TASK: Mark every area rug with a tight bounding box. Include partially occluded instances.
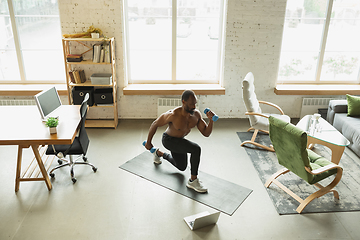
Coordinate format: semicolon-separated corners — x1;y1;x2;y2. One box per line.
237;131;360;215
120;151;253;216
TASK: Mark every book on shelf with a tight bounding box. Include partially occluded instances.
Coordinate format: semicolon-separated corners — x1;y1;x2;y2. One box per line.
79;70;86;83
69;71;76;83
92;44;111;63
93;44;102;63
104;44;111;63
67;54;82;58
100;48;105;63
74;70;81;83
69;70;86;84
67;54;83;62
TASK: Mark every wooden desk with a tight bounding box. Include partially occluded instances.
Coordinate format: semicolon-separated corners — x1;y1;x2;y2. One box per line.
0;105;81;191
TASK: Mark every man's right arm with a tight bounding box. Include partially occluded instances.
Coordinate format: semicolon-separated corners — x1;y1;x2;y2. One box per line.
145;112;172;150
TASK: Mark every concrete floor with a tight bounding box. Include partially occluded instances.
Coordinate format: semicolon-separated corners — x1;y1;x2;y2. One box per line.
0;118;360;240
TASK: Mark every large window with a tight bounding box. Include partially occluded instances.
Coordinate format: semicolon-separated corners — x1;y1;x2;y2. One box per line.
278;0;360;84
123;0;225;84
0;0;64;83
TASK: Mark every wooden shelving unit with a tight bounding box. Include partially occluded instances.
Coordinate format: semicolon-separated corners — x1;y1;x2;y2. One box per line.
62;37;118;129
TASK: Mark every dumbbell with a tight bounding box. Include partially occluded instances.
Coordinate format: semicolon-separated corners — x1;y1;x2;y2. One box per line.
142;140;157;153
204;108;219;122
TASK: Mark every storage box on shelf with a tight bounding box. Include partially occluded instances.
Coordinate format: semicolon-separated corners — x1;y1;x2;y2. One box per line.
62;37;118;129
91;73;112;85
94;88;113;105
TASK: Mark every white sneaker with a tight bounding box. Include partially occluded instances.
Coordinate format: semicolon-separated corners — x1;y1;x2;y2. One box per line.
186;178;208;193
153;149;162;164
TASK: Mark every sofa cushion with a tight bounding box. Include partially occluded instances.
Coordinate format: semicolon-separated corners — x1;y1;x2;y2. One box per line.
327;100;347;125
333;113;360;157
347;94;360;117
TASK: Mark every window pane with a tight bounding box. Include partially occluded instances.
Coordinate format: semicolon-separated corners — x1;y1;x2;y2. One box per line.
125;0;223;83
176;1;221;81
278;0;327;81
320;1;360;81
15;16;65;81
130;50;171;80
278;52;318;82
0;50;21;80
8;0;63;82
0;2;21;81
127;0;172;81
22;50;65;81
177;50;217;81
16;16;63;50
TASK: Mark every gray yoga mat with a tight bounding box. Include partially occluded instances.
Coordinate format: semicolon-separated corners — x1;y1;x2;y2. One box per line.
120;151;252;216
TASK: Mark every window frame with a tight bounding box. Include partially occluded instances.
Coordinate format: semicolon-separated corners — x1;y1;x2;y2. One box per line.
277;0;360;85
122;0;226;85
0;0;64;84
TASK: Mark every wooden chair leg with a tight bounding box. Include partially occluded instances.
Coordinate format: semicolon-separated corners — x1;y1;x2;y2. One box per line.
296;168;343;213
264;168;290;187
266;167;343;213
246;127;254;132
246;127;269;134
314;183;339;199
241;129;275;152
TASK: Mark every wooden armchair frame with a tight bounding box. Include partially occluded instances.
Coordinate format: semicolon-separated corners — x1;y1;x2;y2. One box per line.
265;160;343;213
241;101;285;152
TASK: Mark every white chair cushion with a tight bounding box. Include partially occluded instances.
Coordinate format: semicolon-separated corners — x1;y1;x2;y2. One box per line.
242;72;261;126
252;113;291;131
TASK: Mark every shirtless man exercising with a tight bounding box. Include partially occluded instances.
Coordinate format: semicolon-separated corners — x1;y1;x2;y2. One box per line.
144;90;216;193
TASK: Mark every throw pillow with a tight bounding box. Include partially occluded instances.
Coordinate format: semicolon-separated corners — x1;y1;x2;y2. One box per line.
346;94;360;117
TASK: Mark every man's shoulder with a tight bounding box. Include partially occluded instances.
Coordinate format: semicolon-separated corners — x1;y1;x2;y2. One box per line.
193;109;202;118
161;107;180;120
171;107;182;114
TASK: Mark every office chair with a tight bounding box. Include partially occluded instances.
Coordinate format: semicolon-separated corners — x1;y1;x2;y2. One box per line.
46;93;97;183
241;72;290;151
265;116;343;213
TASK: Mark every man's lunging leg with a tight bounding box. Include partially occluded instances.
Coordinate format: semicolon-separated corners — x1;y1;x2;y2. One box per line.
155;133;206;193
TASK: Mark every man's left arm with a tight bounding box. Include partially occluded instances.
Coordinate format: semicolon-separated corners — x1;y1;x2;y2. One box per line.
197;110;215;137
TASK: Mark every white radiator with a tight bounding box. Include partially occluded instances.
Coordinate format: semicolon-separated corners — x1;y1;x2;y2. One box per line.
0;99;36;106
157;98;200;117
157;98;182;117
300;97;344;118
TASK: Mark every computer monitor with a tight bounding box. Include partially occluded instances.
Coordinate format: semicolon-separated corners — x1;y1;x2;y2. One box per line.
34;87;62;120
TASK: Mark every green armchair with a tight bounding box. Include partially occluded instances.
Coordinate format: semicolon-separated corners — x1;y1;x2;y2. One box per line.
265;116;343;213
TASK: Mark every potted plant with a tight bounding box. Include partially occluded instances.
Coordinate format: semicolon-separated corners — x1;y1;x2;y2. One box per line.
45;117;59;134
88;25;102;38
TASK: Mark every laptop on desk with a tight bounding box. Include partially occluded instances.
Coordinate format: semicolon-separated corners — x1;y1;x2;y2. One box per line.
184;211;220;231
34;87;62;121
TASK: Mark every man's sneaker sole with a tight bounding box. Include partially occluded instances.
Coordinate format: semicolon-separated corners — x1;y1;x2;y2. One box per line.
154;159;162;164
186;183;208;193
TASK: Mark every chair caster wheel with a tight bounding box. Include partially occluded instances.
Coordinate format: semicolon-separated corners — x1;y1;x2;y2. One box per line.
50;173;55;178
58;159;63;165
72;178;77;183
93;167;97;172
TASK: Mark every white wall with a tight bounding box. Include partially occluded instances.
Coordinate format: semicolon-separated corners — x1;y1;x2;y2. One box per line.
57;0;303;119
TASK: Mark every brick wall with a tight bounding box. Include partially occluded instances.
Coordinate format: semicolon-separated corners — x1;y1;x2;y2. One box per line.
58;0;304;119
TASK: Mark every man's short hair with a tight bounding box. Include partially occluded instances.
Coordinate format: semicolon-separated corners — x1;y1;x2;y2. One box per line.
182;90;195;101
